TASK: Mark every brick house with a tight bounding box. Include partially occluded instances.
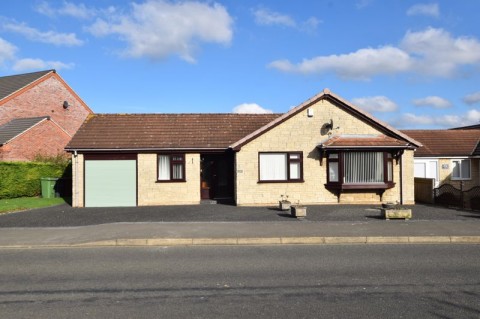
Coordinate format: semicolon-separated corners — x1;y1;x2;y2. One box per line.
401;129;480;189
66;89;421;207
0;70;93;161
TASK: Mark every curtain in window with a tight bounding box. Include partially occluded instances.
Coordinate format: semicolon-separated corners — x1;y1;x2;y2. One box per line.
289;162;300;179
158;155;170;180
259;154;287;180
172;163;183;180
344;152;383;183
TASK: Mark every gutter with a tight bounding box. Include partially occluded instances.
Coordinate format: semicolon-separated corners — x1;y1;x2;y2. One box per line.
65;147;229;152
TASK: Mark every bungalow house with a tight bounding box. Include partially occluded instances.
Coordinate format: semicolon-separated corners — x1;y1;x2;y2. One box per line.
0;70;93;161
66;89;421;207
401;129;480;190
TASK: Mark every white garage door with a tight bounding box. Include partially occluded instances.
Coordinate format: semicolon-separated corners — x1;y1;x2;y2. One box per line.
85;155;137;207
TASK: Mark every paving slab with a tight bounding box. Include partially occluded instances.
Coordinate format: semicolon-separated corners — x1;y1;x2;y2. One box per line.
0;220;479;248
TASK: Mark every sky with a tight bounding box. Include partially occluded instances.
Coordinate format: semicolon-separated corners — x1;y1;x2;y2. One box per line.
1;0;480;129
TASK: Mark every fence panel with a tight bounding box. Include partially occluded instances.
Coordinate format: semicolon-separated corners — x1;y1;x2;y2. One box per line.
414;177;435;204
433;184;463;208
464;186;480;211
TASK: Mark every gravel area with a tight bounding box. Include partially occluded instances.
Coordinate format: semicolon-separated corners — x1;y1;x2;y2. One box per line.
0;203;478;228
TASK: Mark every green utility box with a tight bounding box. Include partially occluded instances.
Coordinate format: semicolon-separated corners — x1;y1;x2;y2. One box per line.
40;177;59;198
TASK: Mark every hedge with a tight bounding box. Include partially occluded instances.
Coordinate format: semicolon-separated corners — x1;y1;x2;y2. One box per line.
0;161;71;199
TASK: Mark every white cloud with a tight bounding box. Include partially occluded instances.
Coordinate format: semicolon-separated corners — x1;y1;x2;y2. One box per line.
407;3;439;18
253;8;296;27
268;46;411;80
400;28;480;77
352;96;398;112
35;1;97;19
252;7;319;32
269;27;480;80
12;58;74;71
87;0;233;63
396;113;434;127
301;17;321;32
463;92;480;105
233;103;273;114
0;37;17;64
412;96;452;109
394;109;480;128
4;22;83;47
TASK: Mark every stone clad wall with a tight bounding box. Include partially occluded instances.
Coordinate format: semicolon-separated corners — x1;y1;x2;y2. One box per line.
438;158;480;190
235;98;413;206
73;153;201;207
137;153;200;206
71;153;84;208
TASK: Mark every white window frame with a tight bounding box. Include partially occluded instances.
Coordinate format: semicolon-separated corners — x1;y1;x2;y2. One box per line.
413;158;439;187
451;158;471;180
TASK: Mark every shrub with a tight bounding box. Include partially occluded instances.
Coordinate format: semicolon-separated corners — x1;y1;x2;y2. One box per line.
0;161;71;199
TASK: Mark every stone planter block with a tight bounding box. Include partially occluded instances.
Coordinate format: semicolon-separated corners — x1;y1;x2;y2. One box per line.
291;206;307;219
279;201;291;211
382;208;412;220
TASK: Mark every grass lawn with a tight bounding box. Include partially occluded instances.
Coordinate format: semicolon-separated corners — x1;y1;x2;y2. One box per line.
0;197;68;214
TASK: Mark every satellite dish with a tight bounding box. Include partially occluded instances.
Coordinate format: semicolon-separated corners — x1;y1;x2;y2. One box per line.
325;119;333;130
63;101;70;109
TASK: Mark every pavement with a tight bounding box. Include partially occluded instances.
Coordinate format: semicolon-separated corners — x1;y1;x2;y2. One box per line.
0;203;479;248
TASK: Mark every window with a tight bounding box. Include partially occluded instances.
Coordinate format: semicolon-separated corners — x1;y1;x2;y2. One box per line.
452;159;471;180
158;154;185;182
326;151;394;189
328;153;339;182
344;152;384;183
259;152;303;182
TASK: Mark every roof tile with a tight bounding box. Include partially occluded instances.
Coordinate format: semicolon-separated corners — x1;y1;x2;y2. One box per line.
401;130;480;157
66;113;281;150
0;116;49;145
0;70;53;101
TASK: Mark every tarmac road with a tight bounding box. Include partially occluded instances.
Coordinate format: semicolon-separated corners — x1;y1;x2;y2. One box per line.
1;245;479;318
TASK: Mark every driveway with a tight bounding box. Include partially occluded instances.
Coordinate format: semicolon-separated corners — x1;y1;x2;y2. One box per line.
0;203;479;228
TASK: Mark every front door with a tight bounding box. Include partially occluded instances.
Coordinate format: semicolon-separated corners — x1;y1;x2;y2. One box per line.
200;153;234;200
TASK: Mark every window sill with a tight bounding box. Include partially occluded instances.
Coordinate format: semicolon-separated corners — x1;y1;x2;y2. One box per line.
258;180;304;184
156;180;186;183
451;178;471;181
325;182;395;191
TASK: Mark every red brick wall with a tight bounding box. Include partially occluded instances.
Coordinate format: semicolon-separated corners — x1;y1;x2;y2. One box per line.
0;119;71;161
0;74;92;136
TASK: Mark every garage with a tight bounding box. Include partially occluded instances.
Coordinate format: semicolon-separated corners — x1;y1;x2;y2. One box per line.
84;154;137;207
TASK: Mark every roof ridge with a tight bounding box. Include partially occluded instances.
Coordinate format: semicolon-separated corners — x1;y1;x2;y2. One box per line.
0;69;54;80
91;113;282;116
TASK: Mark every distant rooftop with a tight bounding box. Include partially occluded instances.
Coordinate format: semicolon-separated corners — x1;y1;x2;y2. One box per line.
0;70;54;101
0;116;50;145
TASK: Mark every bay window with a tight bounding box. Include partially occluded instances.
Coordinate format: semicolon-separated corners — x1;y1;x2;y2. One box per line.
327;151;394;189
158;154;185;182
259;152;303;182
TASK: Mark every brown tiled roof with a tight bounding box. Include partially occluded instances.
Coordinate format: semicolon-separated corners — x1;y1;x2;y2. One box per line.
0;70;53;101
319;134;409;149
401;130;480;157
66;113;281;150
